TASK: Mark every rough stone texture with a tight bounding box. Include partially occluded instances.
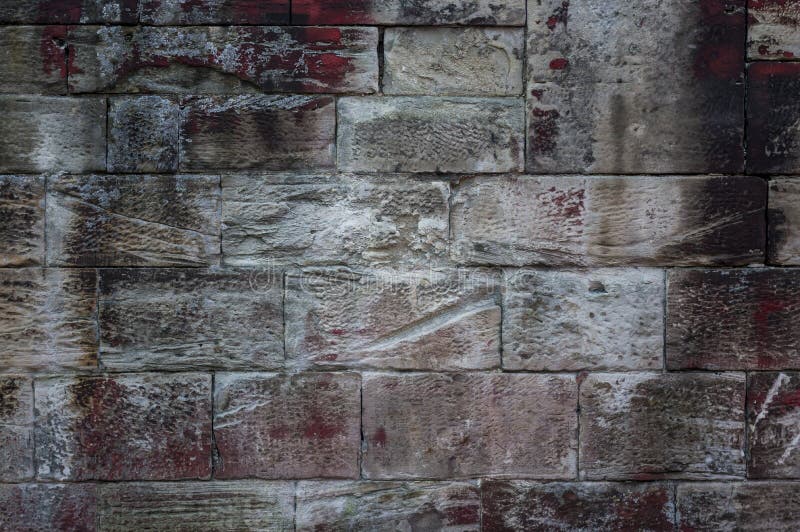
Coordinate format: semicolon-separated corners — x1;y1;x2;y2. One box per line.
748;63;800;174
214;372;361;479
0;26;68;94
667;269;800;370
503;269;663;371
296;481;481;531
285;268;501;371
748;372;800;478
451;175;766;267
139;0;289;24
0;96;106;173
292;0;525;25
0;176;44;267
0;268;97;371
748;0;800;59
383;28;523;96
69;25;378;93
527;0;746;174
580;373;746;480
362;373;577;479
99;269;283;371
770;178;800;265
97;481;294;530
0;483;97;531
0;376;33;481
46;174;220;267
0;0;137;23
181;95;335;171
35;373;212;481
337;97;524;173
108;96;180;173
482;480;676;531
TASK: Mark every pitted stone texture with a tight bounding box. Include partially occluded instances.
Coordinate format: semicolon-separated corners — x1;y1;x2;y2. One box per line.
0;269;97;372
580;373;746;480
0;26;68;93
296;481;480;531
139;0;289;24
503;269;663;371
97;481;294;530
451;175;765;267
99;269;283;371
527;0;745;174
748;0;800;59
108;96;180;173
69;26;377;94
0;483;97;531
285;268;500;371
35;373;212;481
747;63;800;174
292;0;525;25
337;97;524;173
46;174;220;267
770;178;800;265
482;481;676;531
748;372;800;478
383;28;523;96
667;269;800;370
214;372;360;479
362;373;577;479
0;0;137;23
0;96;106;173
0;176;44;267
181;95;335;171
0;377;33;481
221;174;449;267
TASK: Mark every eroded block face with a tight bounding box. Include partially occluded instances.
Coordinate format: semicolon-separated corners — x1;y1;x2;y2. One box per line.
292;0;525;25
0;484;97;531
770;178;800;265
108;96;180;173
0;0;137;23
139;0;289;24
748;63;800;174
748;372;800;478
748;0;800;59
0;376;33;481
0;176;44;267
0;26;68;94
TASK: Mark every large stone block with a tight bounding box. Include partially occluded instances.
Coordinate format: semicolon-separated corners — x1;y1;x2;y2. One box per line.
0;176;44;267
0;376;33;481
747;63;800;174
748;0;800;59
139;0;289;24
108;96;180;173
770;178;800;265
0;0;137;23
748;372;800;478
292;0;525;25
0;484;97;531
0;26;68;93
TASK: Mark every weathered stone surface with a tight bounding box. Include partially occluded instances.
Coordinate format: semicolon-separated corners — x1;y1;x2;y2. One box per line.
0;376;33;481
482;480;676;531
296;481;480;531
748;63;800;174
0;483;97;531
527;0;746;173
383;28;523;96
214;372;360;479
69;26;378;94
0;268;97;371
667;269;800;370
97;481;294;530
451;175;765;266
286;268;500;371
362;373;577;479
46;174;220;267
99;269;283;371
140;0;289;24
748;372;800;478
748;0;800;59
0;176;44;267
337;97;524;173
580;373;746;480
292;0;525;25
108;96;180;173
503;269;663;371
181;95;335;171
770;178;800;265
0;26;68;93
35;373;212;481
221;174;449;267
0;96;106;173
0;0;137;23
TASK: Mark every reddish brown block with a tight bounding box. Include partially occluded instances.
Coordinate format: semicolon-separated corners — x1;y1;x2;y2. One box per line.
748;0;800;59
748;63;800;174
0;26;68;94
0;0;137;23
140;0;289;24
0;176;44;267
748;372;800;478
292;0;525;25
0;376;33;481
0;484;97;531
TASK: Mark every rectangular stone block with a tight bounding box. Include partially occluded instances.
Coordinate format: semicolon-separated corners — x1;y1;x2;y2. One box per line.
337;97;524;173
69;26;377;94
296;481;480;531
667;269;800;370
747;63;800;174
580;373;746;480
527;0;746;173
748;372;800;478
481;481;676;531
181;95;335;171
0;96;106;173
451;175;765;266
0;26;68;94
214;372;360;479
292;0;525;25
770;178;800;265
286;268;500;371
0;176;44;267
0;484;97;531
35;373;212;481
383;28;523;96
0;269;97;371
362;373;577;479
0;377;33;481
140;0;289;24
99;269;283;371
108;96;180;173
503;269;663;371
748;0;800;59
46;174;220;267
0;0;137;23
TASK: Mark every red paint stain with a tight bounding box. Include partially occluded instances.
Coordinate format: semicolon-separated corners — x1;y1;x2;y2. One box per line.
549;58;569;70
372;426;387;447
693;0;745;81
546;1;570;29
36;0;82;23
292;0;374;24
268;424;291;439
39;26;68;78
302;415;342;439
445;505;479;526
529;106;561;157
331;328;346;336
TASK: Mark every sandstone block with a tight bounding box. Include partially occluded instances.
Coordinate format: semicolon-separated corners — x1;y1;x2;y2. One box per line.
0;377;33;481
747;63;800;174
0;0;137;23
0;176;44;267
292;0;525;25
108;96;180;173
0;483;97;531
0;26;68;93
770;178;800;265
748;372;800;478
139;0;289;24
748;0;800;59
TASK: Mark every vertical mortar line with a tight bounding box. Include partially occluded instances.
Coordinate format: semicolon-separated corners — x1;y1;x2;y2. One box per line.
744;370;750;479
575;373;582;481
522;2;529;172
377;27;385;95
293;480;298;532
672;481;679;530
662;268;668;372
743;0;749;175
333;96;339;175
95;268;101;370
217;174;223;264
210;372;217;478
498;268;505;370
105;96;110;172
763;176;770;265
359;372;364;479
43;174;48;267
282;271;288;362
31;378;37;481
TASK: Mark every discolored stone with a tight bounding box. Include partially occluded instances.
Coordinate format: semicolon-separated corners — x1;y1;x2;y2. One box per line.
0;26;68;94
748;372;800;478
296;481;480;531
108;96;180;173
0;176;44;267
214;372;360;479
35;373;212;481
337;97;524;173
139;0;289;24
99;269;283;371
285;268;501;371
46;174;220;267
747;63;800;174
383;28;523;96
748;0;800;59
362;373;577;479
769;178;800;265
0;483;97;531
451;175;765;266
0;376;33;481
0;0;137;23
292;0;525;25
580;373;746;480
503;269;663;371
